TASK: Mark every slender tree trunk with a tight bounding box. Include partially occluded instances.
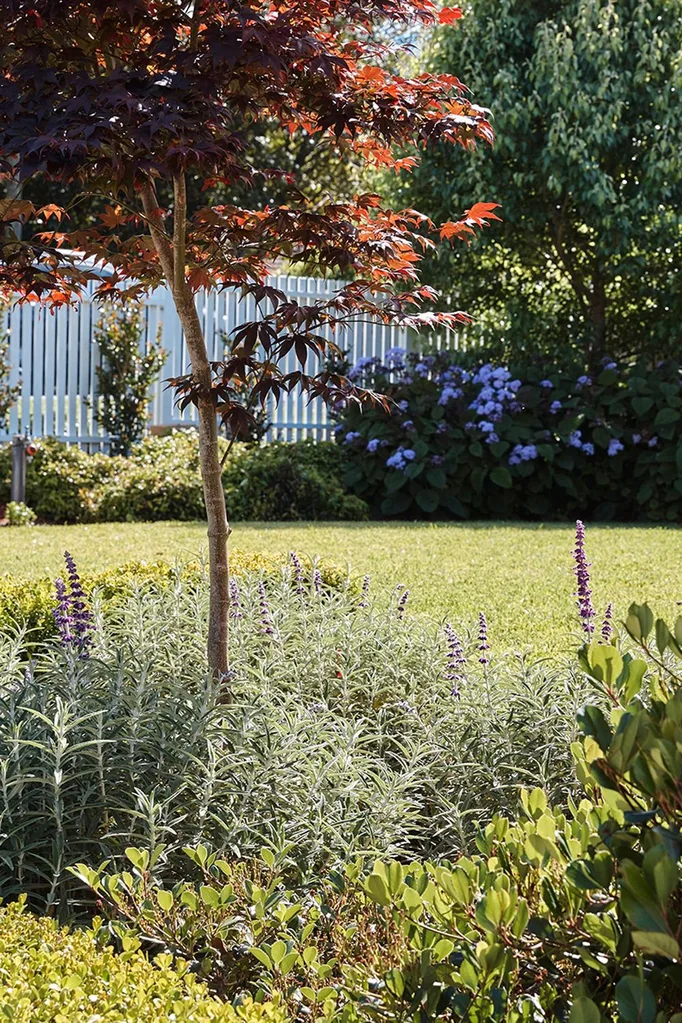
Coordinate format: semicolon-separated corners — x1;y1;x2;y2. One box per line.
140;178;230;685
589;270;607;365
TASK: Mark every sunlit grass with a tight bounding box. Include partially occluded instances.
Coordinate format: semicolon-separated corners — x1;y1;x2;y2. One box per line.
2;519;680;655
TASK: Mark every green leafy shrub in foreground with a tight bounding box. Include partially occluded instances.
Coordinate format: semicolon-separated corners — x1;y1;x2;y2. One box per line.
0;897;284;1022
0;433;366;523
72;607;682;1021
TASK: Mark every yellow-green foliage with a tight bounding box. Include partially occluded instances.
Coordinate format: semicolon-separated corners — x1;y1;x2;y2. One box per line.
0;551;348;642
0;898;286;1022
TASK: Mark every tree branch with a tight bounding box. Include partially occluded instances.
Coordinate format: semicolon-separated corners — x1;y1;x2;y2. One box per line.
139;179;175;286
173;173;187;295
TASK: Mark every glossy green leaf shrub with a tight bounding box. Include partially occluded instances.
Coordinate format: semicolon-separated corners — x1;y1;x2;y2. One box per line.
0;896;285;1022
339;350;682;520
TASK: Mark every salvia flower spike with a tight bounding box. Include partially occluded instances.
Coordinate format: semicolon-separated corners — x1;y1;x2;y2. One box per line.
444;623;466;698
574;520;596;636
478;612;490;665
601;601;614;643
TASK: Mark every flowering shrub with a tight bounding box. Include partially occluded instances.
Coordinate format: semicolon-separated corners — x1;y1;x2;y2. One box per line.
338;349;682;520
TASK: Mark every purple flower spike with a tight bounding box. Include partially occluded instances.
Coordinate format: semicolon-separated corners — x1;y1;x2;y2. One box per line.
478;612;490;665
396;588;410;620
444;623;466;698
359;575;371;609
289;551;305;596
313;568;323;594
258;581;275;637
601;602;614;643
56;552;94;657
229;578;242;619
574;521;596;637
53;577;73;647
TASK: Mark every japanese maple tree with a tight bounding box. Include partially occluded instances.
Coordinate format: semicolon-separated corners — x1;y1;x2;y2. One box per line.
0;0;495;681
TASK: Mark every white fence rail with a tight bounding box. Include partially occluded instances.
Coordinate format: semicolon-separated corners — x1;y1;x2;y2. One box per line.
2;276;413;449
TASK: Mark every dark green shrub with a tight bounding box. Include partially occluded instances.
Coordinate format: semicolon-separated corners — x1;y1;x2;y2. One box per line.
0;433;365;523
0;897;284;1022
338;349;682;521
19;437;120;523
223;440;368;521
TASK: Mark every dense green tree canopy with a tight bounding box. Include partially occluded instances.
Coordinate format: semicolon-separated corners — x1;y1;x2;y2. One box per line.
394;0;682;365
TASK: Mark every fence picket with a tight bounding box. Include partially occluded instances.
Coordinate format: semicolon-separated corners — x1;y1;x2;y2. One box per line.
1;276;421;448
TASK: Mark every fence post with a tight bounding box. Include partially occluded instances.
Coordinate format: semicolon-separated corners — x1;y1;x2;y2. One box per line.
10;433;27;504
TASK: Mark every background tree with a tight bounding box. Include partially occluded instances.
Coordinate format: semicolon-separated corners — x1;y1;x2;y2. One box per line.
93;306;165;456
0;0;494;680
391;0;682;365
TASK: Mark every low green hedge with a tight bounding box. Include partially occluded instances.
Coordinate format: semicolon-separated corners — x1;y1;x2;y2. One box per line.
0;434;366;523
0;897;286;1022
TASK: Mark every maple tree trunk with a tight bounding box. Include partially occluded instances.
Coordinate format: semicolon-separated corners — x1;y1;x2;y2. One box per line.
174;288;231;683
140;180;230;688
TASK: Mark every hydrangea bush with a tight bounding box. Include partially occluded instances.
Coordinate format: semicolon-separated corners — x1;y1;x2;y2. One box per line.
337;349;682;520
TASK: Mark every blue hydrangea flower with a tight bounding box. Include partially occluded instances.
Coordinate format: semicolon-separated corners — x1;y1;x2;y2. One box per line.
347;355;379;381
436;421;449;435
540;379;553;389
430;454;445;466
576;375;592;389
479;421;495;434
568;430;583;449
398;399;409;412
603;361;617;371
648;436;658;448
607;438;624;457
438;385;462;406
508;443;538;466
632;433;642;445
485;432;500;444
366;438;381;453
581;442;595;456
386;447;416;471
549;400;563;414
344;431;361;444
402;420;416;432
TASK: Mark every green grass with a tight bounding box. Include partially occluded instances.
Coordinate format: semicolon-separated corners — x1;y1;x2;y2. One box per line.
2;520;680;655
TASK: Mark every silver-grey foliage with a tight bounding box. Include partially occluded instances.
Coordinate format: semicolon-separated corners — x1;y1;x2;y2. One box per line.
0;565;590;914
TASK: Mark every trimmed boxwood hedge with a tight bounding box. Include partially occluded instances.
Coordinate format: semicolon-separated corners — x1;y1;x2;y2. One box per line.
0;896;286;1022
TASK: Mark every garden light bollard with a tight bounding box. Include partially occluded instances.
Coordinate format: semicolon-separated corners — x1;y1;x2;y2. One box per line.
10;432;37;505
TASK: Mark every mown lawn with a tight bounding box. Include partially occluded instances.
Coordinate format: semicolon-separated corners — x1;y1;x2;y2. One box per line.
2;520;680;655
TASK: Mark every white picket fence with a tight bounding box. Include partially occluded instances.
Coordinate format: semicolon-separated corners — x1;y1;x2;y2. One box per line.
1;275;421;449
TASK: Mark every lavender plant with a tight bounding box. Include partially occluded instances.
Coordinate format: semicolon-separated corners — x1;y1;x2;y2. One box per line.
0;560;588;914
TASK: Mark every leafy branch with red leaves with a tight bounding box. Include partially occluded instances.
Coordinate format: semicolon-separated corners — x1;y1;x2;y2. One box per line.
0;0;497;680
